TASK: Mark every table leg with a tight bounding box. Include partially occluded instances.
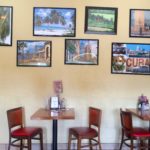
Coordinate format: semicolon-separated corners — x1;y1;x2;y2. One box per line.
52;120;57;150
148;121;150;150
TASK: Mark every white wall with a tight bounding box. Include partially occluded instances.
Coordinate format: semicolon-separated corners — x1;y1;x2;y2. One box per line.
0;0;150;144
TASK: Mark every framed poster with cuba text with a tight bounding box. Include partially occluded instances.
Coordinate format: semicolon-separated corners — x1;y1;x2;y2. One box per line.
111;43;150;75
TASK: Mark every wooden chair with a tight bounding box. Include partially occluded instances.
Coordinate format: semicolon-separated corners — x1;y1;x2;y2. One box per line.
119;108;150;150
7;107;43;150
68;107;102;150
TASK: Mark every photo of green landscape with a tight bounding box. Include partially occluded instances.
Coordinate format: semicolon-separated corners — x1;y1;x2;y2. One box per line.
85;7;117;34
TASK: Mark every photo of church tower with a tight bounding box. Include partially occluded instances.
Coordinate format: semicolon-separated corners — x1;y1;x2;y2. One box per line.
130;9;150;37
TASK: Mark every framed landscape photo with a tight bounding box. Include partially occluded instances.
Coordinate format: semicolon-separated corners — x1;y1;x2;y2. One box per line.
84;6;118;35
0;6;13;46
111;43;150;75
17;40;52;67
130;9;150;38
33;7;76;37
65;39;99;65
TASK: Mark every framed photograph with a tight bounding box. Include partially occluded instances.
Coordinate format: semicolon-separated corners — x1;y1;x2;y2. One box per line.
65;39;99;65
85;6;118;35
0;6;13;46
17;40;52;67
33;7;76;37
129;9;150;38
111;43;150;75
49;96;59;110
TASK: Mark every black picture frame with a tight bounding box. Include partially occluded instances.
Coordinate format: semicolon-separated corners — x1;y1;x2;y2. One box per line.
84;6;118;35
0;6;13;46
33;7;76;37
65;39;99;65
17;40;52;67
111;42;150;75
129;9;150;38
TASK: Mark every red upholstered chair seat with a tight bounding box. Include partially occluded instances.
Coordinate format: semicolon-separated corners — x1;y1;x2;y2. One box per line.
125;127;149;138
11;127;42;137
69;127;98;138
132;129;150;137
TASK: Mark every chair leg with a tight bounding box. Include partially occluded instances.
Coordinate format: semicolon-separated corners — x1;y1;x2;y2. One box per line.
39;132;43;150
28;137;32;150
98;136;102;150
8;137;11;150
89;139;93;150
140;139;147;150
119;130;124;150
148;139;150;149
98;141;102;150
77;138;81;150
68;132;72;150
139;139;143;150
131;138;134;150
20;139;23;150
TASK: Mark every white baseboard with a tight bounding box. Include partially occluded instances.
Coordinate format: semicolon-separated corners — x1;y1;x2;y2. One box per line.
0;143;129;150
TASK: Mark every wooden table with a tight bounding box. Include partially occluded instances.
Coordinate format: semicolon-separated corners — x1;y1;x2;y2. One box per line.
31;108;75;150
127;108;150;150
126;108;150;121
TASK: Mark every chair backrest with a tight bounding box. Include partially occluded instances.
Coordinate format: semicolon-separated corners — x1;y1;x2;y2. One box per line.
7;107;24;132
120;109;133;134
89;107;102;130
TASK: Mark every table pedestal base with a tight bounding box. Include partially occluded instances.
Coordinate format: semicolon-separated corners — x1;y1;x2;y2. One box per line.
52;120;57;150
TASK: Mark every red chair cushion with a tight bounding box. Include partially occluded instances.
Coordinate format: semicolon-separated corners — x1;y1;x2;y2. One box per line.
11;127;42;137
132;128;150;138
70;127;98;139
126;127;150;138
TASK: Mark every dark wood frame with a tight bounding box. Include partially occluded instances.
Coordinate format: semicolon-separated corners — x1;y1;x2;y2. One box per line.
33;7;76;37
65;39;99;65
17;40;52;67
0;6;13;46
84;6;118;35
111;42;150;75
129;9;150;38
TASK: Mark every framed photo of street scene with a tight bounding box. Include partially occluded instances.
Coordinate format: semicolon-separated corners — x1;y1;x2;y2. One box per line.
0;6;13;46
17;40;52;67
65;39;99;65
84;6;118;35
130;9;150;38
111;43;150;75
33;7;76;37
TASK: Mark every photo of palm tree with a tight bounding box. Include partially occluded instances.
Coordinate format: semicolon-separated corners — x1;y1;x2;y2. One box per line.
0;6;12;46
33;7;76;37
